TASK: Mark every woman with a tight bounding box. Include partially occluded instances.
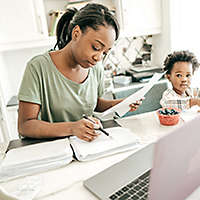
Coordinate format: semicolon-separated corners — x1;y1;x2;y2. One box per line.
18;3;142;141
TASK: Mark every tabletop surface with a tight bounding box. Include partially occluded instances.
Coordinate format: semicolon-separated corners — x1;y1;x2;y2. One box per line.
1;110;200;200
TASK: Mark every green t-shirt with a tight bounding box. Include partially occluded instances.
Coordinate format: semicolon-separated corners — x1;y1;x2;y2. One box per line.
18;52;105;122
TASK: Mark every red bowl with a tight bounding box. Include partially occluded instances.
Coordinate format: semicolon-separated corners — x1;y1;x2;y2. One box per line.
157;108;180;126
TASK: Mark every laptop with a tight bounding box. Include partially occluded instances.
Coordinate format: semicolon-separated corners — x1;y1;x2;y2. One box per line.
84;115;200;200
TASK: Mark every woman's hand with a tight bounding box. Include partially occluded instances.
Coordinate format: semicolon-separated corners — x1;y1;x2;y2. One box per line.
129;98;144;112
71;117;101;142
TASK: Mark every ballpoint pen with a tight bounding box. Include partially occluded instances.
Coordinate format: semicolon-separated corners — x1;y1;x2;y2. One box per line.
83;115;110;137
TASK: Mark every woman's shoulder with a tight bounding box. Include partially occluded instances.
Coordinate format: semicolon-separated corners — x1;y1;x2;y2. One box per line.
28;52;50;66
25;52;53;75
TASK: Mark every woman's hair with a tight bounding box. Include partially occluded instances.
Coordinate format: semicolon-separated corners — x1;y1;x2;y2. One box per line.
54;3;120;50
164;50;199;74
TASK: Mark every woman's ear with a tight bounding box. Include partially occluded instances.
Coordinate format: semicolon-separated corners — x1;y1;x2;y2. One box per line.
71;25;81;41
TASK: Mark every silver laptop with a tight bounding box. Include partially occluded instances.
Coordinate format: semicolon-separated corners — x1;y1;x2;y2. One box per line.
84;115;200;200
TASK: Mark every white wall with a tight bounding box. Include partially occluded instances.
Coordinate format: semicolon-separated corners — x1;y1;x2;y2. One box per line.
1;46;52;104
152;0;200;87
152;0;171;67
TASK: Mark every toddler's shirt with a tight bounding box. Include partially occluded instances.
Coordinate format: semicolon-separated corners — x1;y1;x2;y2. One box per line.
160;88;194;111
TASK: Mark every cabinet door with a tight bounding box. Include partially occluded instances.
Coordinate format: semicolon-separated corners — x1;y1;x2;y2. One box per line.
116;0;161;37
0;0;48;44
0;85;12;144
7;106;19;140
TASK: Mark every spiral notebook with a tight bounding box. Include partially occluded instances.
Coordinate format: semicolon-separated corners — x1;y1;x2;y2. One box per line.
0;127;140;182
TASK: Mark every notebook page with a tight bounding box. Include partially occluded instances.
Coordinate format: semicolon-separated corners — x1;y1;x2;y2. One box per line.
69;127;140;161
1;138;73;167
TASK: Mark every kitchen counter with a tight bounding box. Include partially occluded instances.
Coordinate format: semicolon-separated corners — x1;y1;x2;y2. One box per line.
112;77;167;93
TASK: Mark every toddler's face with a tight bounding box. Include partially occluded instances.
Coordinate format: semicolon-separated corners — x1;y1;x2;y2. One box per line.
167;62;193;95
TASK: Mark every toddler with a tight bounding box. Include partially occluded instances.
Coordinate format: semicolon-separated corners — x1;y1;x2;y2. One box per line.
160;50;200;111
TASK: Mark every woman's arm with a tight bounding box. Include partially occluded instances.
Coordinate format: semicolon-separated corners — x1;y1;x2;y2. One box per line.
18;101;98;141
95;98;123;112
95;98;142;112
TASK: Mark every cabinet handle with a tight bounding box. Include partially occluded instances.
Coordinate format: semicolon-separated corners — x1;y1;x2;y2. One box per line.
37;15;43;34
0;107;3;121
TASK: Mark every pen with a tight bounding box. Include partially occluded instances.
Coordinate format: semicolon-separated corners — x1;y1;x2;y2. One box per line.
83;115;110;137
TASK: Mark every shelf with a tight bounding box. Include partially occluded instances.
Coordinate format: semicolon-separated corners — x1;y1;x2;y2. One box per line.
0;36;57;52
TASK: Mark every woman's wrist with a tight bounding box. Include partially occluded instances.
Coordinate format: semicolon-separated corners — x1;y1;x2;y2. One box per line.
112;99;123;107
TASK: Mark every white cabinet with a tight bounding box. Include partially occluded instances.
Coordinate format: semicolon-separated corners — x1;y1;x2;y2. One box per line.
0;0;54;52
114;0;162;37
7;106;19;140
0;83;12;143
0;0;114;51
0;0;70;51
0;0;48;44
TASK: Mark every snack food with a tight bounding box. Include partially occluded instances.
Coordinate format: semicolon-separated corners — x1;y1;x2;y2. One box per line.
157;108;180;126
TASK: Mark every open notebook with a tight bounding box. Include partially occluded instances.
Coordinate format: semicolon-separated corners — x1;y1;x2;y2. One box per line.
70;127;140;161
0;127;140;182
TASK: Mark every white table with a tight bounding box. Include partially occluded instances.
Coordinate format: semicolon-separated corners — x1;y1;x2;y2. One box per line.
1;111;200;200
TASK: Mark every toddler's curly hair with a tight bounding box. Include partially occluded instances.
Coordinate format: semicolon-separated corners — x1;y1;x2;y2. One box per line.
164;50;199;74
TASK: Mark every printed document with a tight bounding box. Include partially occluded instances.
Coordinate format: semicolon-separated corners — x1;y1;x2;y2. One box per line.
102;72;166;117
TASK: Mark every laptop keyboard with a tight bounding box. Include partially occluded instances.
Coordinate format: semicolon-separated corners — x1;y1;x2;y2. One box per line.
109;170;151;200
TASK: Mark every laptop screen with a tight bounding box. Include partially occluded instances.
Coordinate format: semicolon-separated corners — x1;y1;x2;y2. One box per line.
148;114;200;200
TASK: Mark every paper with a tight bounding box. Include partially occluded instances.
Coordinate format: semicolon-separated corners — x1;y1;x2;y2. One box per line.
0;138;73;182
102;72;166;117
0;186;19;200
180;106;200;122
0;177;42;200
1;139;72;167
13;177;42;200
69;127;141;161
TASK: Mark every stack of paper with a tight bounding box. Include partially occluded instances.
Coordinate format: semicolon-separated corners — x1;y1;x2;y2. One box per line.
0;138;73;182
69;127;141;161
0;127;141;181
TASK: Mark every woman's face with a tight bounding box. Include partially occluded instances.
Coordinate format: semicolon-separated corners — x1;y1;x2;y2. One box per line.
167;62;193;95
70;25;116;68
